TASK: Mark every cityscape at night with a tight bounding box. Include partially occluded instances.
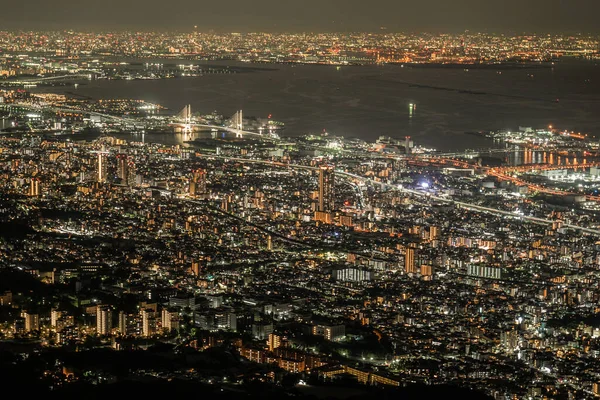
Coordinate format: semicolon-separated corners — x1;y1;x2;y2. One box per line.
0;31;599;66
2;1;600;399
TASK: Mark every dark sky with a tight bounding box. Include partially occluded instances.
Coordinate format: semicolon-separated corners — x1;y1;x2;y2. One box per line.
3;0;599;32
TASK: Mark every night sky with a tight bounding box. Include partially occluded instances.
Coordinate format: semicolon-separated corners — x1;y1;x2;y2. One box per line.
4;0;599;32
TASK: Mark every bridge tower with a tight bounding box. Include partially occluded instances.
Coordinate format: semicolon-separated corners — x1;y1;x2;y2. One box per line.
177;104;192;134
230;110;243;138
177;104;192;124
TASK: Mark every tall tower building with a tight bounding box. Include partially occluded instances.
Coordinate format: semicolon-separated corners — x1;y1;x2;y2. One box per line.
141;309;157;337
117;155;136;187
50;309;62;328
96;305;112;335
161;308;180;333
189;169;207;197
429;226;439;241
127;162;136;187
118;311;127;335
116;154;128;184
405;248;416;274
318;166;335;212
22;311;39;332
97;152;108;183
29;177;40;196
268;333;282;352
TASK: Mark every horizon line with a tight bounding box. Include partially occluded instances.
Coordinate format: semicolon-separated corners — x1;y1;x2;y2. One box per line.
0;29;599;36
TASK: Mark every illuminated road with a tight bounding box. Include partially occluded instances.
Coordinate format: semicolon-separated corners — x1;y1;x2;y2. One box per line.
2;74;93;85
191;123;279;140
168;122;280;141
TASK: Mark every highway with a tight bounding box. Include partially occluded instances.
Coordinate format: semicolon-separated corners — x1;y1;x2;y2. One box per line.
2;74;94;85
173;123;281;141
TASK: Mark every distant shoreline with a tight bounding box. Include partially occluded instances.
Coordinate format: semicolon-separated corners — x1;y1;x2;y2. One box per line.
388;62;555;70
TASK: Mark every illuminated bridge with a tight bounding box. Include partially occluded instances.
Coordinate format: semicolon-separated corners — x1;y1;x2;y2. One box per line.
1;73;95;86
170;106;279;141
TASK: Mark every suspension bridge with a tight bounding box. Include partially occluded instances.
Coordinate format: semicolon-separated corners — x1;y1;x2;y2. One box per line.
171;105;277;140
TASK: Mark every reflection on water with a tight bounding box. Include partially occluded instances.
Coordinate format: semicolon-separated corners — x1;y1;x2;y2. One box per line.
31;59;600;152
69;130;241;147
480;145;597;167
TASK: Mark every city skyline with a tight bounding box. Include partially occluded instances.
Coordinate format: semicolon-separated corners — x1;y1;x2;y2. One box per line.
4;0;600;33
2;2;600;398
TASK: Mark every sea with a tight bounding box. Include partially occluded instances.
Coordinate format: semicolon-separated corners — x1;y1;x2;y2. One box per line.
31;58;600;153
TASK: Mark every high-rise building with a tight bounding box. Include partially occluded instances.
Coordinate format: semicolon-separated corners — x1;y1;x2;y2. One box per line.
161;308;180;333
429;226;439;241
29;177;40;196
266;235;273;251
191;261;201;276
22;311;39;332
127;163;136;187
141;309;157;337
118;311;127;335
420;265;433;280
50;309;62;328
97;152;108;183
189;169;207;197
116;154;135;186
96;305;112;335
268;333;282;352
116;154;128;183
405;248;416;274
318;166;335;212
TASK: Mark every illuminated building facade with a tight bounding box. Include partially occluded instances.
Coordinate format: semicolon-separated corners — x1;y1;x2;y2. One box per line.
318;165;335;212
